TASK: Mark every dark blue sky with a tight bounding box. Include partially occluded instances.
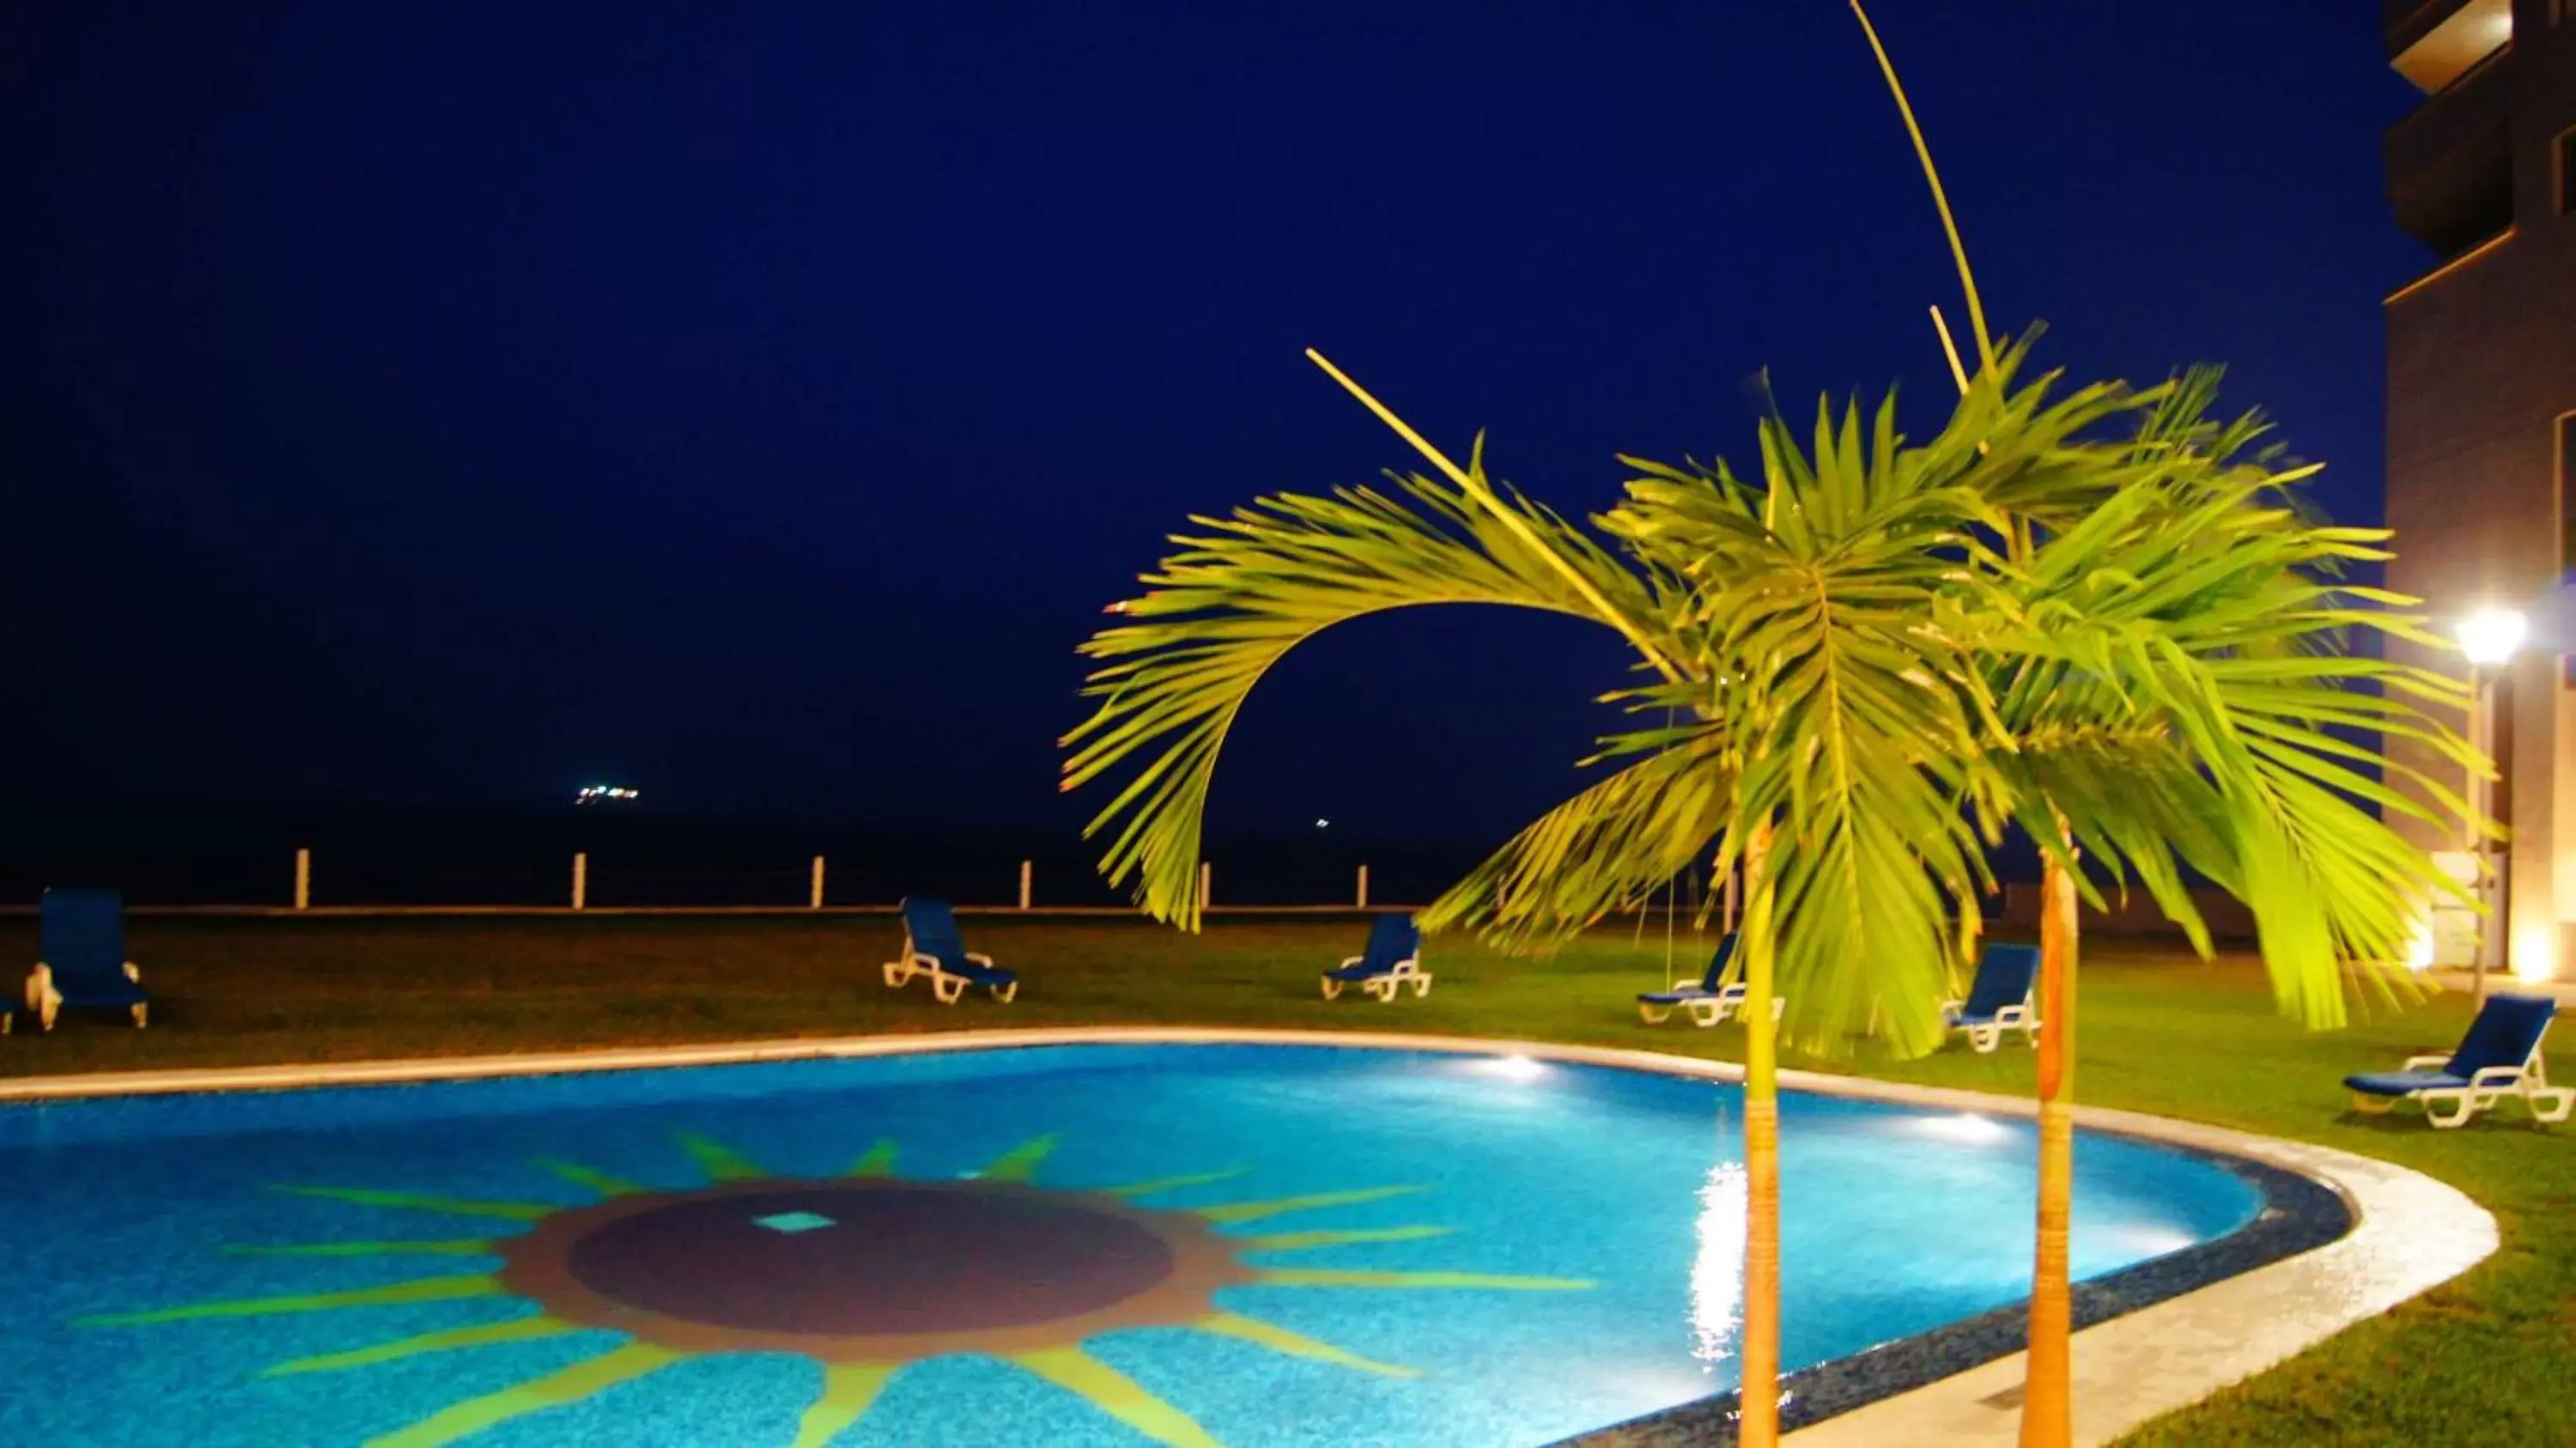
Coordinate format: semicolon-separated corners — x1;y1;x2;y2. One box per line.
2;3;2432;847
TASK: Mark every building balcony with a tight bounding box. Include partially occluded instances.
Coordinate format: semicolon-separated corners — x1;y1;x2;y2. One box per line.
2385;0;2514;92
2385;50;2515;255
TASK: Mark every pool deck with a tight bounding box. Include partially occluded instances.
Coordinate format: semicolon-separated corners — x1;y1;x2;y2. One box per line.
0;1026;2497;1448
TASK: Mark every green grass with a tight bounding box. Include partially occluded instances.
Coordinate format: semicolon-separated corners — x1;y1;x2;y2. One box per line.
3;913;2567;1445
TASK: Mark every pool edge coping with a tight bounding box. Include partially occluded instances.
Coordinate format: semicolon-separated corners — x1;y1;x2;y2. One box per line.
0;1026;2498;1447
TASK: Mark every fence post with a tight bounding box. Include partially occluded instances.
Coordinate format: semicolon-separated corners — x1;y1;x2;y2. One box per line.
1198;861;1212;914
811;855;826;910
572;853;588;911
1356;863;1369;910
1019;860;1033;910
294;849;311;910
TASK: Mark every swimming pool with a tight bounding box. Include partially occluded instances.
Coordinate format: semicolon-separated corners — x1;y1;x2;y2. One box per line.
0;1043;2273;1446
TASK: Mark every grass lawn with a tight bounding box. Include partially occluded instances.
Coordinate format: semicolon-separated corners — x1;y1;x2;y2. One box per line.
3;913;2567;1445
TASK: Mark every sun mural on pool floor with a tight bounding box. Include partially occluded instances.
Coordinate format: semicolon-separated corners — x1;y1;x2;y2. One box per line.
80;1130;1592;1446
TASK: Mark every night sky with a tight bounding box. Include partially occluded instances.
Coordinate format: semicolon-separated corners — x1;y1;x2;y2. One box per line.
3;3;2432;849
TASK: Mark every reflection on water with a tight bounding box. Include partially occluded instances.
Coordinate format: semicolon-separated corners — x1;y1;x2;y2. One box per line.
1691;1159;1748;1365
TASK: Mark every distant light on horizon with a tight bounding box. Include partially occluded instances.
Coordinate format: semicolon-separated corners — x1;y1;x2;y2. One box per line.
577;785;641;805
1315;817;1330;829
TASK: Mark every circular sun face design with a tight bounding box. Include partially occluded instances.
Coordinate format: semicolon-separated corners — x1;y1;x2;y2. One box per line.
500;1178;1257;1360
80;1129;1592;1448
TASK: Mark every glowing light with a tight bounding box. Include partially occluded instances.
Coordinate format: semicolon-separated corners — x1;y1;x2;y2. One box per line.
2094;1223;2196;1260
1315;818;1331;829
2511;922;2557;983
2454;609;2527;666
575;785;641;805
2403;916;2437;971
1904;1112;2012;1147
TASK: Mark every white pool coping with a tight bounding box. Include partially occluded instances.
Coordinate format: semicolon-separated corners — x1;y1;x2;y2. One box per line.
0;1027;2497;1447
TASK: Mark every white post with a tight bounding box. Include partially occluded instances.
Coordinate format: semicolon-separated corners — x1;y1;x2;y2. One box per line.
294;848;311;910
1356;863;1370;910
572;852;588;911
1018;860;1033;910
1198;861;1212;914
2465;665;2493;997
811;855;826;910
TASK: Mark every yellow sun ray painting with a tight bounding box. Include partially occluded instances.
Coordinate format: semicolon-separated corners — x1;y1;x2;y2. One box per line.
82;1129;1592;1447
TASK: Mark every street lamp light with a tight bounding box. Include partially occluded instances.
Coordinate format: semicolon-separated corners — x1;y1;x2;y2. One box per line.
2453;608;2526;999
2456;608;2527;668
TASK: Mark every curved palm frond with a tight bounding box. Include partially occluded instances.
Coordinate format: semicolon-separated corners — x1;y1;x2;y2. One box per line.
1419;718;1735;948
1061;459;1680;928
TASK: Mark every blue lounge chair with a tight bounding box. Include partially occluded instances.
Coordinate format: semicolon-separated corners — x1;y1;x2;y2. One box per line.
29;888;151;1031
1637;934;1786;1027
882;898;1018;1004
2346;993;2573;1129
1321;914;1431;1001
1942;942;2039;1053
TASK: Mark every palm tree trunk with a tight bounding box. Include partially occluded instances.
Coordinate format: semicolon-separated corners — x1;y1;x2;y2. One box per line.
2020;850;2080;1448
1738;822;1782;1447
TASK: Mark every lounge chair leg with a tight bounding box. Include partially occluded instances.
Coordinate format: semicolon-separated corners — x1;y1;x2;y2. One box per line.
1321;978;1341;1001
993;982;1018;1004
2530;1088;2574;1124
132;1003;148;1029
2349;1092;2397;1116
1413;976;1431;999
1639;1003;1668;1025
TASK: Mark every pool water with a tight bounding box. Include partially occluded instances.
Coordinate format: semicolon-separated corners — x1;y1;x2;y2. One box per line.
0;1045;2260;1446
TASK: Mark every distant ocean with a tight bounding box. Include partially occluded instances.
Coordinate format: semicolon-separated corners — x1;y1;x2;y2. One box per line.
0;798;1518;911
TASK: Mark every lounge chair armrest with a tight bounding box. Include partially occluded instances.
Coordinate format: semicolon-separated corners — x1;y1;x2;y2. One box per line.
2468;1065;2530;1091
125;961;143;983
2401;1054;2454;1072
1339;956;1364;970
1938;997;1964;1014
966;952;995;968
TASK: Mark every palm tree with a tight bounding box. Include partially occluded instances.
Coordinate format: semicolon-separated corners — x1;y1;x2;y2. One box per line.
1063;14;2483;1448
1060;345;2173;1443
1838;7;2486;1435
1954;365;2482;1445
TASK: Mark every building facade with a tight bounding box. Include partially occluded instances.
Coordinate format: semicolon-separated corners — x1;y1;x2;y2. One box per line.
2382;0;2576;978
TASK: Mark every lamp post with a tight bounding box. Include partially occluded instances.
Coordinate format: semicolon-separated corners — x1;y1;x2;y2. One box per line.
2454;608;2526;1001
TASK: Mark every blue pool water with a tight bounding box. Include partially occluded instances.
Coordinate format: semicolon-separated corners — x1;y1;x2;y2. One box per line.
0;1045;2261;1446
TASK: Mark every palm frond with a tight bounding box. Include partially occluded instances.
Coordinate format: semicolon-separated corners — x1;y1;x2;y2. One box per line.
1420;722;1734;948
1983;371;2482;1026
1062;465;1676;927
